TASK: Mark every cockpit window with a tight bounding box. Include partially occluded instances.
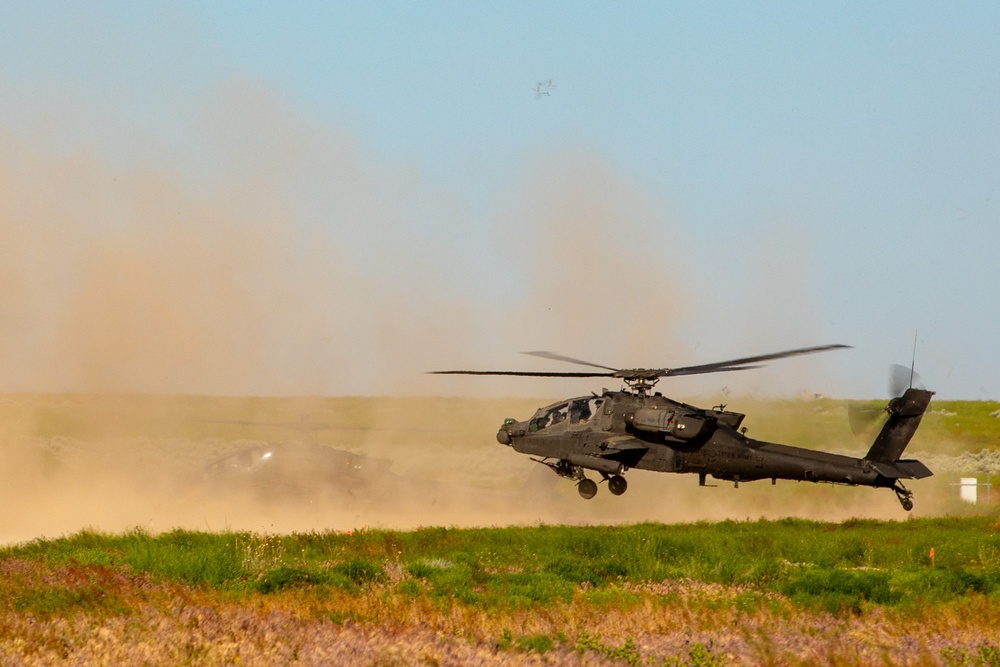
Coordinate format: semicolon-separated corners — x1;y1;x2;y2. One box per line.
569;398;596;424
569;398;601;424
550;404;568;425
529;399;603;431
529;414;548;431
530;403;567;431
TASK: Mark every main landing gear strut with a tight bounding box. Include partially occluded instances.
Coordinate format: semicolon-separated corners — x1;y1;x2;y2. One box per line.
530;457;629;500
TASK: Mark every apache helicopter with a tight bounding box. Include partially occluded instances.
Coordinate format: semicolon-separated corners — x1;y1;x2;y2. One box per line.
433;345;933;511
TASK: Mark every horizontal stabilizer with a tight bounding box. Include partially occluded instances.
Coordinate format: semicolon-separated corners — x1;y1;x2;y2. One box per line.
870;459;933;480
894;459;933;479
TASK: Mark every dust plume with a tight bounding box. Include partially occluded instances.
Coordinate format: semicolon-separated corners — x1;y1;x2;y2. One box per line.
1;81;492;396
0;393;948;546
723;218;842;397
0;81;885;544
496;152;690;365
1;78;827;397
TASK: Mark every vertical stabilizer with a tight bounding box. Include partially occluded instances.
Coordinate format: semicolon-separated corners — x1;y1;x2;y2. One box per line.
865;388;934;463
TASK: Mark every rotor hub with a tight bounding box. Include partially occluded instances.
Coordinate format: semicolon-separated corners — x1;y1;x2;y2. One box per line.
621;375;660;397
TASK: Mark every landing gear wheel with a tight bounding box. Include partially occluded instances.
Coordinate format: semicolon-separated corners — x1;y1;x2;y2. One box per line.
577;478;598;499
607;475;628;496
893;483;914;511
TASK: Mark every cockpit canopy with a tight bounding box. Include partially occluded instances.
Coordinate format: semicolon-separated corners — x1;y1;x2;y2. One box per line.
529;396;603;432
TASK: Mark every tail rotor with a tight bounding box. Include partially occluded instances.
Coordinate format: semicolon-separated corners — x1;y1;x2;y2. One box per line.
849;363;925;439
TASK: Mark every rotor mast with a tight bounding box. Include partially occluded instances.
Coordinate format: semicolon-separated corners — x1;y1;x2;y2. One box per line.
617;370;662;397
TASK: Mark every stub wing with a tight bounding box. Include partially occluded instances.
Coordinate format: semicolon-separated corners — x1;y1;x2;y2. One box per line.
591;436;649;453
576;436;650;470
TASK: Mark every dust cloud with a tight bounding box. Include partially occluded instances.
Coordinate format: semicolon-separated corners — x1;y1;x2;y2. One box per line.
0;83;901;544
0;393;950;546
495;152;688;361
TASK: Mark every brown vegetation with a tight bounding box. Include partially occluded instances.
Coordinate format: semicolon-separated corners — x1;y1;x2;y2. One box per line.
2;556;1000;666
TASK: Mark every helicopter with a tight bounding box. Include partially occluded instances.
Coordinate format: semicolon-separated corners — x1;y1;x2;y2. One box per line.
433;344;933;511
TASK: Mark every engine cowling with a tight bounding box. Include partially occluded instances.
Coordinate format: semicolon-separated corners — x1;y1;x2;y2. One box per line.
626;408;716;441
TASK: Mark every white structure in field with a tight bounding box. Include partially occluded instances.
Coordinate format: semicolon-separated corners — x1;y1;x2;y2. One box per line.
960;477;978;503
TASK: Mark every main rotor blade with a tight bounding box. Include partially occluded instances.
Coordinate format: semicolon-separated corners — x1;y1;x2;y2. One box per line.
431;344;850;382
429;370;614;377
662;344;851;377
660;364;765;377
520;351;619;372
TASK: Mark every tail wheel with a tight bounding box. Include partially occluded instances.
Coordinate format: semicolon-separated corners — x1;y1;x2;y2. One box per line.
577;478;598;499
607;475;628;496
893;483;914;511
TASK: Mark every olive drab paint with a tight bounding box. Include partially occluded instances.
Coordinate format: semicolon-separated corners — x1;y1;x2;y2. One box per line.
434;345;933;511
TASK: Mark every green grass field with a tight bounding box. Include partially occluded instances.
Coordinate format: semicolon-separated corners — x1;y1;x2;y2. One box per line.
3;518;1000;665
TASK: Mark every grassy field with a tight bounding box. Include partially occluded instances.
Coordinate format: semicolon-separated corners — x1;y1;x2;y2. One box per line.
3;518;1000;665
1;393;999;664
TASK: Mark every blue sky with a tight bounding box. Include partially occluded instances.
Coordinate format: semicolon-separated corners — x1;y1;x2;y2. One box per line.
0;2;997;399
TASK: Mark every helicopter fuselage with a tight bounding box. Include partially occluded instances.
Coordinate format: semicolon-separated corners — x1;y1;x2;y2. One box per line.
497;389;930;503
437;344;931;510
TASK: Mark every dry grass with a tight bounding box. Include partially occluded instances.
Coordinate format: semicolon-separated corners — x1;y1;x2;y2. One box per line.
2;557;999;666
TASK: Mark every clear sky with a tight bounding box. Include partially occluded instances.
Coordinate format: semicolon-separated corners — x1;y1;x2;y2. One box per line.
1;2;997;399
